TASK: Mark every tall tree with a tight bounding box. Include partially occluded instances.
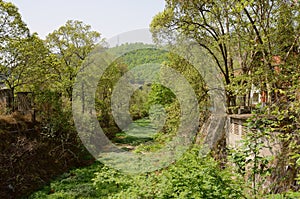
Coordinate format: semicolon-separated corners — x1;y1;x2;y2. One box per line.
0;0;29;43
0;0;29;78
46;20;103;101
151;0;237;107
0;34;50;110
0;0;31;110
150;0;299;109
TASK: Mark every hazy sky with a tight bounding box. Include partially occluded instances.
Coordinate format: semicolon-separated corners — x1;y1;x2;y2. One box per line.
7;0;165;40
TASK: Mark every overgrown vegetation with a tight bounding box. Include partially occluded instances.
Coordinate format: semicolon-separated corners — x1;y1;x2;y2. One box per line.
29;147;245;199
1;0;300;198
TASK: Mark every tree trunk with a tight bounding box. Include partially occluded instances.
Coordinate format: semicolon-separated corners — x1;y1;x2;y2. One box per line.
10;88;15;112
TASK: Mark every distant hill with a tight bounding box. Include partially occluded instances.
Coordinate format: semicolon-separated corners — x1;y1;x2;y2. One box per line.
108;43;169;84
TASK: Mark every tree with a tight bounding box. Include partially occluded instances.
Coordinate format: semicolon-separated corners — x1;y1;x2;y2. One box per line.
0;34;50;110
151;0;237;107
0;1;46;110
0;0;29;44
0;0;30;85
151;0;300;194
150;0;299;109
46;20;103;101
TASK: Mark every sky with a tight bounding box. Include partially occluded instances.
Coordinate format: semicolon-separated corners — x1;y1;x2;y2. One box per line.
7;0;166;41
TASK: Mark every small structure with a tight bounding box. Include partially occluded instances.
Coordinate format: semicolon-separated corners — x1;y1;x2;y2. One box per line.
0;88;13;114
226;114;280;156
0;89;34;115
226;114;252;147
16;92;33;114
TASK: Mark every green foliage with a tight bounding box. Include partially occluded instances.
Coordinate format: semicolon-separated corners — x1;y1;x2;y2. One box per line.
0;1;31;110
94;58;125;137
145;52;209;144
46;20;103;101
129;88;150;120
1;34;49;89
112;119;155;147
229;116;275;197
148;84;176;106
152;1;300;195
0;32;49;110
118;47;168;70
229;97;300;195
83;148;246;198
29;162;104;199
95;43;171;138
265;191;300;199
35;90;85;162
0;0;29;43
108;43;169;84
30;147;246;198
4;1;300;198
151;0;300;108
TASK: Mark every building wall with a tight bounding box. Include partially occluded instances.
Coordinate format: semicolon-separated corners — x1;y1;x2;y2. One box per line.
226;114;280;156
227;116;247;147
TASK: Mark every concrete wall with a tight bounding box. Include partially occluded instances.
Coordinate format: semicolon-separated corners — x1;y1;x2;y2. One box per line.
226;114;280;156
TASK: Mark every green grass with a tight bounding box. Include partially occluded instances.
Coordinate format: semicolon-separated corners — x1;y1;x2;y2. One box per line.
112;132;153;146
112;118;156;147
